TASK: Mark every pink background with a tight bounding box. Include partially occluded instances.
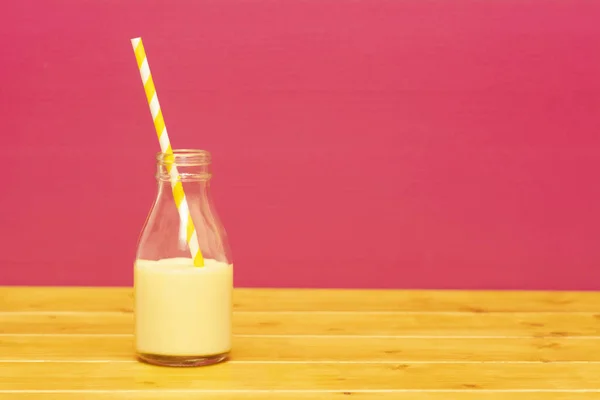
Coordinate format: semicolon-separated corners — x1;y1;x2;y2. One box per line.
1;0;599;289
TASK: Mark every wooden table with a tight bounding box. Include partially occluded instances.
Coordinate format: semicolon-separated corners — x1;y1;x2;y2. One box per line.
1;287;600;399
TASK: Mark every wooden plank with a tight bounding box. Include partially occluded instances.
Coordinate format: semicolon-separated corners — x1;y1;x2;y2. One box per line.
1;335;600;362
1;393;600;400
1;311;599;336
0;287;133;312
232;289;600;313
1;362;600;390
2;287;600;312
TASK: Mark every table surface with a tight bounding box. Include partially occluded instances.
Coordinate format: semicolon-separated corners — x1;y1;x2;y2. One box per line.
1;287;600;399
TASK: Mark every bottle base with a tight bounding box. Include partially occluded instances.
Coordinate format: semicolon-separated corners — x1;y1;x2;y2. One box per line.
137;351;229;367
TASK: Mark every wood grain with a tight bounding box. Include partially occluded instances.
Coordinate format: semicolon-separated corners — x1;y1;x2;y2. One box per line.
2;394;600;400
2;362;600;390
1;335;599;362
2;287;600;312
1;287;600;399
1;311;599;336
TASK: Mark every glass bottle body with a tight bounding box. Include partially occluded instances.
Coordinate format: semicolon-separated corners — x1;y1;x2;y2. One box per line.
134;150;233;367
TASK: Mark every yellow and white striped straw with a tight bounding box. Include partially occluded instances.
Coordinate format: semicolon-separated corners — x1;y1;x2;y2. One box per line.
130;37;204;267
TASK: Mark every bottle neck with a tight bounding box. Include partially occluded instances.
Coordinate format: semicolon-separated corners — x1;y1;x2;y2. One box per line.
155;149;212;184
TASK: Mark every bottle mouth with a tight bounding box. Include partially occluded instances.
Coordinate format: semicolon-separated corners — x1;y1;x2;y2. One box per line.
156;149;211;166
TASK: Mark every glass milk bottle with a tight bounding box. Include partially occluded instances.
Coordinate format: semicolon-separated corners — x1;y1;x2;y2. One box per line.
134;149;233;367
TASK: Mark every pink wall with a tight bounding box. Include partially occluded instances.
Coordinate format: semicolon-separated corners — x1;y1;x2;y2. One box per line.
1;0;599;289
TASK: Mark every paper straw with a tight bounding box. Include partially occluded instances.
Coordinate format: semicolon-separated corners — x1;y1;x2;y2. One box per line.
130;37;204;267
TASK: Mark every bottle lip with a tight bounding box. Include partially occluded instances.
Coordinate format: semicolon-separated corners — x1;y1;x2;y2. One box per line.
156;149;211;166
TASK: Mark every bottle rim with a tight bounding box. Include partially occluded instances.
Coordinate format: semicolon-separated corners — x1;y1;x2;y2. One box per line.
156;149;211;166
